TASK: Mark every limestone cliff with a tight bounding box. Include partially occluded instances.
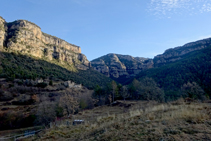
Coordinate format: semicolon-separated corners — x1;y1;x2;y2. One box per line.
91;53;152;79
154;38;211;67
92;37;211;81
0;16;90;70
0;16;7;50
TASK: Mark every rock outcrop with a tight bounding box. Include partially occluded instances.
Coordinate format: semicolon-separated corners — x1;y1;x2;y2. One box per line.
92;37;211;81
91;53;152;79
0;16;90;70
0;16;7;50
153;38;211;67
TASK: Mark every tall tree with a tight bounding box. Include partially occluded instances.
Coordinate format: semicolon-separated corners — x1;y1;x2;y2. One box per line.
120;85;129;102
111;80;117;103
181;82;206;100
94;85;104;106
128;79;140;99
139;77;164;102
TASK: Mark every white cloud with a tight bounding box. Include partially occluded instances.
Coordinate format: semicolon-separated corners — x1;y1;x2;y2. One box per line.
148;0;211;17
201;3;211;12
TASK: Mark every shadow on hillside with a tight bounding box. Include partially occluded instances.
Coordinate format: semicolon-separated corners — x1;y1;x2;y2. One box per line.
0;51;111;89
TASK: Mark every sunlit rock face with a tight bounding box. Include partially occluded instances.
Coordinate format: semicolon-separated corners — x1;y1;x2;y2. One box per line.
0;16;7;50
0;16;90;70
91;53;152;79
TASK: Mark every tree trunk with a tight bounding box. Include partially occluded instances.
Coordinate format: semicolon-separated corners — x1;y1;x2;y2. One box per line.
113;93;114;103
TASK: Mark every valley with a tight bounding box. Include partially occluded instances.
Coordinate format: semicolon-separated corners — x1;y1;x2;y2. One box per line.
0;15;211;141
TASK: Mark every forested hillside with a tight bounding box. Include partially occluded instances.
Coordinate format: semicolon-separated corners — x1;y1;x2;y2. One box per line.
0;52;112;89
126;46;211;101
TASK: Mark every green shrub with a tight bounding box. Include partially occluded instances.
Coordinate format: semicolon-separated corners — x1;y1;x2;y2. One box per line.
36;82;48;88
49;80;53;86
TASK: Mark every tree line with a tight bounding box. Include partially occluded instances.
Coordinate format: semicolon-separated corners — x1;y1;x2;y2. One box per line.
93;76;208;106
93;77;165;106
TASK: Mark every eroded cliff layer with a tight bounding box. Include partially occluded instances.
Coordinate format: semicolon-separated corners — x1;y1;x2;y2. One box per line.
153;38;211;67
91;53;152;79
0;16;90;70
91;37;211;81
0;16;6;49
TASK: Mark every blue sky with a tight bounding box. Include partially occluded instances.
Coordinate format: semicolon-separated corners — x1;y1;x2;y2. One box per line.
1;0;211;60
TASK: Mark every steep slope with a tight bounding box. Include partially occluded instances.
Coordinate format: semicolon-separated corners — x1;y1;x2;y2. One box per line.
128;45;211;100
91;53;153;83
0;16;90;70
0;52;112;89
0;16;6;49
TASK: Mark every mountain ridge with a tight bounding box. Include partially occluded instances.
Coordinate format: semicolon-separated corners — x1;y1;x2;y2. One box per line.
128;45;211;100
91;37;211;82
91;53;153;83
154;37;211;67
0;16;90;70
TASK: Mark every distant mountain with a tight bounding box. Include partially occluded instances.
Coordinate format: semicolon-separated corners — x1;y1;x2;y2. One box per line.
153;37;211;67
92;37;211;84
127;45;211;101
91;53;153;83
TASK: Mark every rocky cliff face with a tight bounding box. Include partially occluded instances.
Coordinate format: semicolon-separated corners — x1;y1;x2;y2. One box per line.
92;37;211;81
153;38;211;67
0;16;7;50
0;16;90;70
91;53;152;79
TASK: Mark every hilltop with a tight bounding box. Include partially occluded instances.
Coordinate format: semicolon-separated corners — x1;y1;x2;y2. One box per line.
91;53;152;83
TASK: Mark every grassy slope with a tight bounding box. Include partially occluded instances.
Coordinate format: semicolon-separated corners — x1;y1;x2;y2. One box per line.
0;52;112;89
125;46;211;99
29;100;211;141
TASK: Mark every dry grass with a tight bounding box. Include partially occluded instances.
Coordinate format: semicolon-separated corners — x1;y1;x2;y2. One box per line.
28;100;211;141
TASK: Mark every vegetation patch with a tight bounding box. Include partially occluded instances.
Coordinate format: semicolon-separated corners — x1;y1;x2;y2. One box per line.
127;46;211;101
29;101;211;141
0;52;111;89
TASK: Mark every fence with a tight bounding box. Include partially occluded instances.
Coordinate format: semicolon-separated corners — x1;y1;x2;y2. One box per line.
50;119;85;128
0;129;43;141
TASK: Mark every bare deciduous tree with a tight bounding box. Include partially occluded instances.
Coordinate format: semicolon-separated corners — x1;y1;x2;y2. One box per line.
59;93;79;117
35;100;56;126
79;91;94;110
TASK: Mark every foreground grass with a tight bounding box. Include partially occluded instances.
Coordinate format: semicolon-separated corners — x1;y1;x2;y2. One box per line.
29;100;211;141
